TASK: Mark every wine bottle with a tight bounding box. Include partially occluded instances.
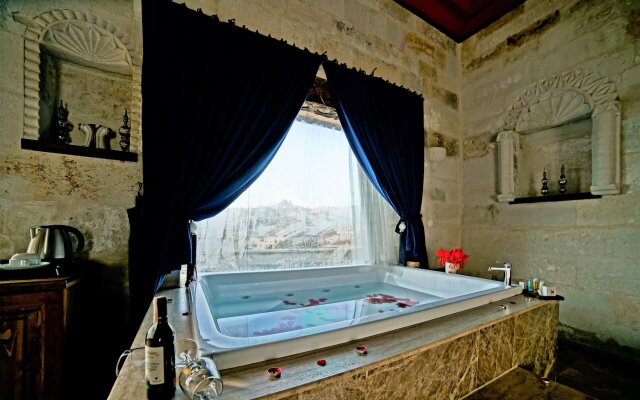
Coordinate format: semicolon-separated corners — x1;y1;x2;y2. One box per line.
145;296;176;399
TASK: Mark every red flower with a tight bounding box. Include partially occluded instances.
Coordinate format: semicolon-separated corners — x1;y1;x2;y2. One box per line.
436;248;469;269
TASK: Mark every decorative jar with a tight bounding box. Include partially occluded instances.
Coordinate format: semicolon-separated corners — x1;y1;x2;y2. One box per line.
445;262;461;274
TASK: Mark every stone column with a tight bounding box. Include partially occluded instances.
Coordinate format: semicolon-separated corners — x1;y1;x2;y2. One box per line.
12;13;42;140
590;104;620;195
496;130;518;202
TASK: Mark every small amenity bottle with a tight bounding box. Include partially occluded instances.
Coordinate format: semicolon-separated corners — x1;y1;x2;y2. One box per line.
145;296;176;399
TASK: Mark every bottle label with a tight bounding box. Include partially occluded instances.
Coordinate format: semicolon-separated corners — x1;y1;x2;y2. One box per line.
145;346;164;385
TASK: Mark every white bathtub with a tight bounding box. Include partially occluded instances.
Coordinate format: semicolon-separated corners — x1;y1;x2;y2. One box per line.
189;265;522;369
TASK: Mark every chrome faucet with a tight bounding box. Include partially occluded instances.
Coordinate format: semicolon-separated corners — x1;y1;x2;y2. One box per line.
488;261;512;287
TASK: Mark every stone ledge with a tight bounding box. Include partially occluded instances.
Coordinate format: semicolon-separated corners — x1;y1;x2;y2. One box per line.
21;139;138;162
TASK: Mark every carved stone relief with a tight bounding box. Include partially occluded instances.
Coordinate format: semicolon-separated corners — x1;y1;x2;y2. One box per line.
297;100;341;130
514;89;591;133
504;69;619;130
497;69;620;202
43;21;133;73
297;76;341;130
13;9;141;149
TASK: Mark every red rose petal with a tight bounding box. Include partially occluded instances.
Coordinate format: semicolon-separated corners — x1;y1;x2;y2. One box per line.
267;367;281;379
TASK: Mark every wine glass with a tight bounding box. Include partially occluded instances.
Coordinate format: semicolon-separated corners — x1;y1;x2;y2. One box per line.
176;339;223;399
175;338;199;369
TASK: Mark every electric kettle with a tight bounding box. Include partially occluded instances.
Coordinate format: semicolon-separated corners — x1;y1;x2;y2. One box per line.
27;225;85;261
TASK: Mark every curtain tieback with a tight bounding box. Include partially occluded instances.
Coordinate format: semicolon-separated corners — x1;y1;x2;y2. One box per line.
395;214;422;234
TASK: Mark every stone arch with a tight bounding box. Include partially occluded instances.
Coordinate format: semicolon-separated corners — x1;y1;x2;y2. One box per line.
13;9;141;142
496;69;620;202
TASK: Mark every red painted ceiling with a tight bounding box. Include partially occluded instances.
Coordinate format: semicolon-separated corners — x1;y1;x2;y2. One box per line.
394;0;526;42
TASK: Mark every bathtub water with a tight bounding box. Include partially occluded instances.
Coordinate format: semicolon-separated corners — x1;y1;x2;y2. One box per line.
189;265;522;369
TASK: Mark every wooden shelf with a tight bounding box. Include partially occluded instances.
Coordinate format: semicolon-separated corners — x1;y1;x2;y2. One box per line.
21;138;138;162
509;192;601;204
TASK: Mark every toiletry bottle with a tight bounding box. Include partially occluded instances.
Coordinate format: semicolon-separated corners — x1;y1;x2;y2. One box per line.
145;296;176;399
527;278;533;292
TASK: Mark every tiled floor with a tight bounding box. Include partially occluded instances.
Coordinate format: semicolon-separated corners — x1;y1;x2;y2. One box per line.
465;341;640;400
555;341;640;400
465;367;596;400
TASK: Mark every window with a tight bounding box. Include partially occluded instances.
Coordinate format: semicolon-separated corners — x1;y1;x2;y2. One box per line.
195;119;398;272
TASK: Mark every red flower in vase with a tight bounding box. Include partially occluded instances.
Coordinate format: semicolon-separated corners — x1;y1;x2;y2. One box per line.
436;248;469;271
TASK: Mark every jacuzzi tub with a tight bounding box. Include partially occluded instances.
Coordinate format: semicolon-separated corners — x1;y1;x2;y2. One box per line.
189;265;522;369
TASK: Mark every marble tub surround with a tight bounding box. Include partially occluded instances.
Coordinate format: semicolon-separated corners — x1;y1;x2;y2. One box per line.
285;303;557;400
109;287;558;400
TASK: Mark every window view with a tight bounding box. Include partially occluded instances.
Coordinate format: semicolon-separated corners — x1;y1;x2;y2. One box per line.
195;119;398;273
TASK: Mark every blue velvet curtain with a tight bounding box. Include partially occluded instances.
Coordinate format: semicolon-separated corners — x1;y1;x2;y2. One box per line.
140;0;321;298
323;61;428;267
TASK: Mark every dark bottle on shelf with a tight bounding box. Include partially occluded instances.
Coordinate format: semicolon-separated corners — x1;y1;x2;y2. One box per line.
558;164;568;194
541;169;550;196
145;296;176;399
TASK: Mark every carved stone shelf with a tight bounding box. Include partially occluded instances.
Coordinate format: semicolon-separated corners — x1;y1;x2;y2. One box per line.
509;192;601;204
496;69;620;203
12;9;141;152
21;139;138;162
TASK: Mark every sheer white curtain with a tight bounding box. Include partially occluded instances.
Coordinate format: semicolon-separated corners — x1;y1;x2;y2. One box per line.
195;120;398;272
350;157;399;266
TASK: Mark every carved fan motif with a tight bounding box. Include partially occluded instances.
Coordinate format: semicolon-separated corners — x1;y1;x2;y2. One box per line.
515;90;591;132
43;21;131;67
505;69;619;130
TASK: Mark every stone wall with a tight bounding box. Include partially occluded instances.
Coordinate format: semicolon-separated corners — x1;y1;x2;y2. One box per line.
459;0;640;355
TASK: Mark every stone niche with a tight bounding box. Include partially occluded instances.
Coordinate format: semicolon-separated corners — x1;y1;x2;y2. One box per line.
496;69;620;202
13;9;141;154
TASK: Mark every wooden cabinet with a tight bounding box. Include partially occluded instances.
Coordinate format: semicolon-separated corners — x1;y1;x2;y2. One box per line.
0;265;98;400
